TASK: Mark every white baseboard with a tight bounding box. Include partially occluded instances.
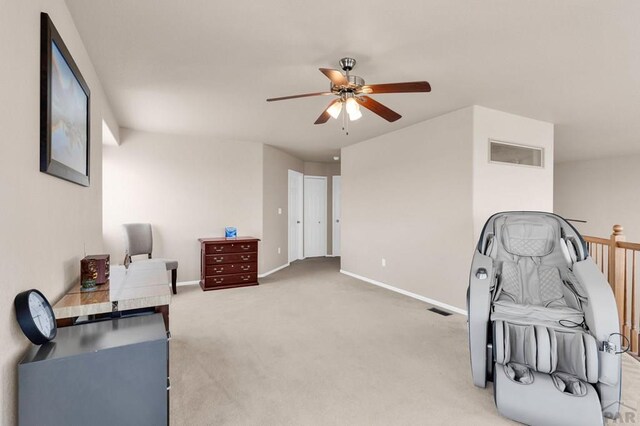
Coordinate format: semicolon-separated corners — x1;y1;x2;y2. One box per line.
339;269;467;316
258;263;290;278
177;280;199;287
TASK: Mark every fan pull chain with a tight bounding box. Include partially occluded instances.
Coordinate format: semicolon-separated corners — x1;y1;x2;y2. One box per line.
345;110;349;136
342;104;346;134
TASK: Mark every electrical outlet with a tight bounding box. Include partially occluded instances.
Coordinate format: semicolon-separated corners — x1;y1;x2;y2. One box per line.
381;258;386;267
278;247;281;254
278;208;282;215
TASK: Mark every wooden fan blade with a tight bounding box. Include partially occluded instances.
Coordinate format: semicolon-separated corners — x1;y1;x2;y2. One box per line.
314;99;340;125
355;96;402;122
266;92;332;102
319;68;348;86
358;81;431;94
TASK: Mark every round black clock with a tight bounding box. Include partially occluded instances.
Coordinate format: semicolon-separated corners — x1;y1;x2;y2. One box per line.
14;289;57;345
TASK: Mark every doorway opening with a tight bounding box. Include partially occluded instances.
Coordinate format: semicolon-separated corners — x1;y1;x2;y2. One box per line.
303;175;327;257
288;170;341;262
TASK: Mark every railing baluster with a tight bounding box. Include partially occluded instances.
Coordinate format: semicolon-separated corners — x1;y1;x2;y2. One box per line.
632;251;638;354
623;249;631;345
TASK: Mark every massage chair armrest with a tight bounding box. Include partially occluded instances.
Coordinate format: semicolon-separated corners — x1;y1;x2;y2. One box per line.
468;253;494;388
573;259;620;348
572;259;622;418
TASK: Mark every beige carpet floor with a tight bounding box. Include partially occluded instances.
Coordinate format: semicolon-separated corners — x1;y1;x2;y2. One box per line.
169;257;640;425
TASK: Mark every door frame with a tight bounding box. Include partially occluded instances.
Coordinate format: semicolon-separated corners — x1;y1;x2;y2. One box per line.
288;170;304;262
303;175;327;258
332;175;341;257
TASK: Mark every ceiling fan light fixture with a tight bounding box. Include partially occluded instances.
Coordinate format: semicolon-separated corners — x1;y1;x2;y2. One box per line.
345;97;359;115
348;108;362;121
345;97;362;121
327;101;343;119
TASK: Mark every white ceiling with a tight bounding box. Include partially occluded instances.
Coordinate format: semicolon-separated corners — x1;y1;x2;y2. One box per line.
65;0;640;162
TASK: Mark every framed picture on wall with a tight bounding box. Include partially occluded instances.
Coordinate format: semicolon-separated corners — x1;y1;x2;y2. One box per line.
40;12;91;187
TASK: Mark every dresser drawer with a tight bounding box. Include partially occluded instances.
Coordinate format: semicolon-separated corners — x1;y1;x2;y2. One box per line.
203;273;257;288
204;241;258;255
205;253;256;265
205;263;257;276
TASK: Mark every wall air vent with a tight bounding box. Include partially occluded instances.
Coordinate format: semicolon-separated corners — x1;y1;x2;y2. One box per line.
489;139;544;168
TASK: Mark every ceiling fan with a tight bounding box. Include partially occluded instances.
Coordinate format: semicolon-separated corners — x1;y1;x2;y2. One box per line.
266;57;431;129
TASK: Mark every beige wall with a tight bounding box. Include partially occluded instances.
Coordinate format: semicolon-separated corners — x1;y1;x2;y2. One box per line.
101;96;120;145
262;145;304;272
0;1;109;423
303;161;341;177
472;106;555;239
555;154;640;242
303;161;341;255
341;107;475;309
103;129;263;281
340;106;554;311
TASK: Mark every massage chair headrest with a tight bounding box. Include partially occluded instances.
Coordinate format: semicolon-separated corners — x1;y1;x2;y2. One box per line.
501;216;558;257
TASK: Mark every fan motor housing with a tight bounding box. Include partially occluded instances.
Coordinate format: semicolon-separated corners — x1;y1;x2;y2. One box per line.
348;75;365;87
331;74;365;94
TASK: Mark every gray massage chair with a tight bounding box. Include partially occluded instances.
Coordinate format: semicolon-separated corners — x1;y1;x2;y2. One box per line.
468;212;623;425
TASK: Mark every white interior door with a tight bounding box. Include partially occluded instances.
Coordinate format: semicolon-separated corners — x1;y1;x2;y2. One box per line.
332;175;341;256
304;176;327;257
288;170;304;262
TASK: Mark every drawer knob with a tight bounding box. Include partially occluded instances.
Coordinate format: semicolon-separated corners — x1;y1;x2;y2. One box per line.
241;256;250;261
214;278;224;284
215;248;223;252
215;258;223;263
242;276;250;281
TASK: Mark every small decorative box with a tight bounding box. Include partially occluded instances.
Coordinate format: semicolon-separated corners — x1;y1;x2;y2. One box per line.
81;254;110;285
225;227;237;239
80;258;97;291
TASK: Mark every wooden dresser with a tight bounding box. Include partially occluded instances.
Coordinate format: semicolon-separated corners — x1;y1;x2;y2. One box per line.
198;237;260;291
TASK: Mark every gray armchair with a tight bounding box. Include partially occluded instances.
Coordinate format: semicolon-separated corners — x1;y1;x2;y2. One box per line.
123;223;178;294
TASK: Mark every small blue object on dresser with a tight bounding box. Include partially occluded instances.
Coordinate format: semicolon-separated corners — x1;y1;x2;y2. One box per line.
225;227;237;238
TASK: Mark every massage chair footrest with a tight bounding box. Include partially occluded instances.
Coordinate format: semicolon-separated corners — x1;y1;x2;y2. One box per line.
494;363;603;426
493;319;599;382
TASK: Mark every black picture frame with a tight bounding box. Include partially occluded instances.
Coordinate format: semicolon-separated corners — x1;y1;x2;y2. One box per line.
40;12;91;187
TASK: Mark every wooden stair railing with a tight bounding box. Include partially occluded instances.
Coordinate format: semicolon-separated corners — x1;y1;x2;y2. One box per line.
584;225;639;356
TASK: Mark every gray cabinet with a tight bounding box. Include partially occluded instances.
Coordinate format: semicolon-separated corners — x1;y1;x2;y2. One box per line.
19;314;168;426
